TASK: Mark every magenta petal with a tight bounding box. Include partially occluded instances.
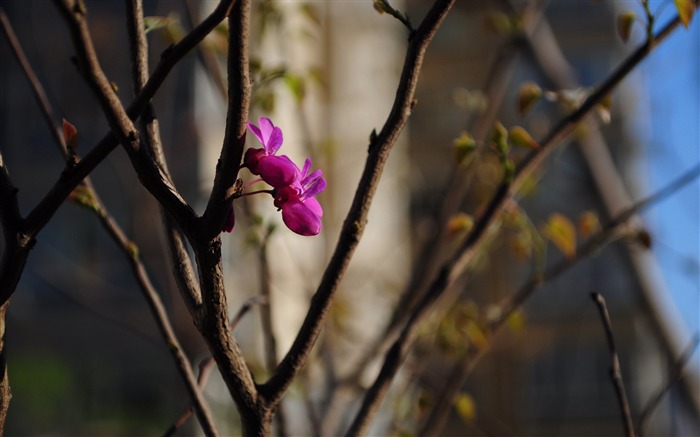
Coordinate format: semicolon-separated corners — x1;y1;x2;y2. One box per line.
257;117;274;142
281;200;322;236
258;155;298;187
247;122;264;145
244;148;264;174
302;196;323;218
266;126;283;154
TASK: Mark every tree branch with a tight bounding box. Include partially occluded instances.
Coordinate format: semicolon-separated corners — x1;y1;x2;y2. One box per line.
592;292;636;437
164;296;266;437
343;0;546;388
259;0;457;409
3;0;235;309
51;0;194;234
345;10;693;435
419;162;700;436
125;0;202;310
124;0;216;434
200;0;251;239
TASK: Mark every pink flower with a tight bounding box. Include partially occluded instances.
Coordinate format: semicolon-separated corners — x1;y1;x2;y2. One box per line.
274;158;326;236
245;117;297;187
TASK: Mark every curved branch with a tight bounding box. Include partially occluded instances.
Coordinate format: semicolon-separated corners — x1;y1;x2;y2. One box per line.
260;0;457;408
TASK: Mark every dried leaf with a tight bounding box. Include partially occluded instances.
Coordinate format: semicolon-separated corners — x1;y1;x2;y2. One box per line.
674;0;696;28
617;11;636;43
517;82;542;116
544;213;576;258
578;211;600;237
454;393;477;424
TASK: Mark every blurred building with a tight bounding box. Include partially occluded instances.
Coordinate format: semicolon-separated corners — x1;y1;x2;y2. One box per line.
406;1;700;435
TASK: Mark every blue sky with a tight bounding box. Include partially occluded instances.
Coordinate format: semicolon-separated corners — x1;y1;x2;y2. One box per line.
641;4;699;361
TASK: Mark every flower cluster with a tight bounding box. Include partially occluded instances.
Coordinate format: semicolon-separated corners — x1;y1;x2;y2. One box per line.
224;117;326;236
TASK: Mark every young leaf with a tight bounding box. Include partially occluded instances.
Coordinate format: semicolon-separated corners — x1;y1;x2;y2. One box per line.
144;16;177;34
674;0;695;28
491;121;509;156
453;132;476;164
454;393;477;424
284;75;306;103
506;309;526;332
62;119;78;149
617;11;636;43
509;126;539;149
447;212;474;235
517;81;542;116
543;213;576;258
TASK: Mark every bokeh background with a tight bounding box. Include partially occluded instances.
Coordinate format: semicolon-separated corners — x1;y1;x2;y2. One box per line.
0;0;697;435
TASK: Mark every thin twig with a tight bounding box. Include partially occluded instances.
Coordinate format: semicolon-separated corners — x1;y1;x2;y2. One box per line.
183;0;228;99
51;0;193;234
591;293;636;437
374;0;414;33
638;333;700;435
346;10;692;435
419;163;700;436
260;0;457;412
0;10;66;155
199;0;251;238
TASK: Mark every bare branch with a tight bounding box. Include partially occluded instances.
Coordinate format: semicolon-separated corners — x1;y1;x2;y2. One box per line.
260;0;457;411
344;0;547;387
346;11;693;435
200;0;251;238
124;0;216;434
51;0;194;233
3;0;236;310
420;162;700;436
125;0;202;310
0;10;67;155
592;293;636;437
